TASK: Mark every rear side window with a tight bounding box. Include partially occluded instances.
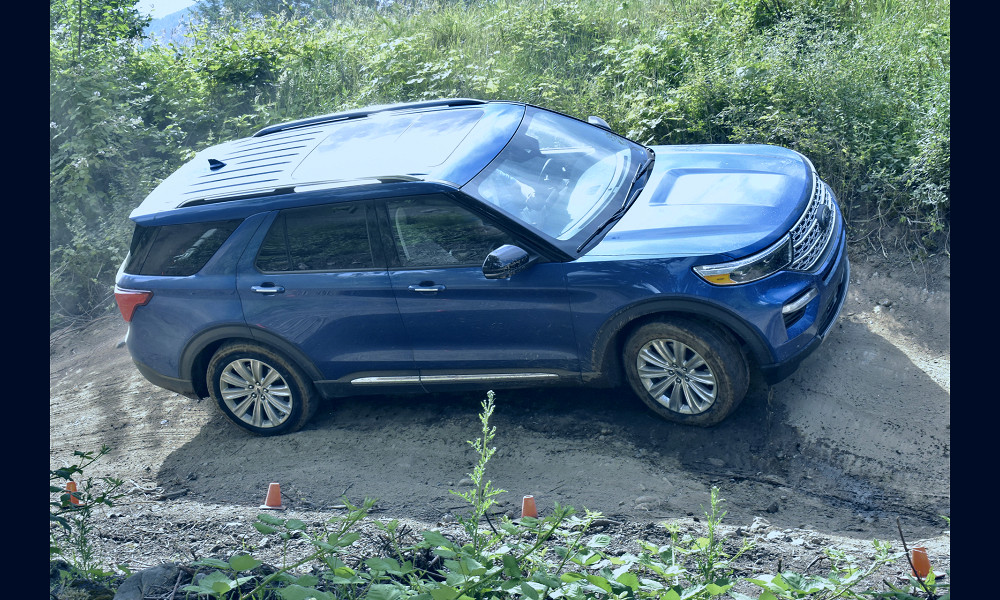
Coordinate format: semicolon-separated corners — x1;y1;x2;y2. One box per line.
124;220;243;276
256;202;375;272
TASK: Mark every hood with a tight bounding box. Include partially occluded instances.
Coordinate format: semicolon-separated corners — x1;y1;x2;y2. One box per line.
589;144;813;258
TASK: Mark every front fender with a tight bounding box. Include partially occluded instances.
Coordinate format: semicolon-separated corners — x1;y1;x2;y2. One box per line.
585;297;773;384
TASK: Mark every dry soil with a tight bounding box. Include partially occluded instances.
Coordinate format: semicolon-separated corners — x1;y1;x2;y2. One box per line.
49;246;950;592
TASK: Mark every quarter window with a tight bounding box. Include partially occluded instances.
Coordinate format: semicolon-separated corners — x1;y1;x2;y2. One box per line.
124;219;243;276
256;202;375;272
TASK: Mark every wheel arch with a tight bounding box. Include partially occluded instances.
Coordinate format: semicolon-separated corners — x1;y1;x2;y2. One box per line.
586;298;772;386
180;325;325;399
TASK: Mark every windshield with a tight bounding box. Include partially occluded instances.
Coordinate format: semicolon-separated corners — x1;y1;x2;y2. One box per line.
463;106;643;249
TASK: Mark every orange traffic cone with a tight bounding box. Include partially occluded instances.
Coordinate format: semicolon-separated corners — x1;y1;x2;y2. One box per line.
910;547;930;578
521;495;537;518
260;482;285;510
65;481;80;506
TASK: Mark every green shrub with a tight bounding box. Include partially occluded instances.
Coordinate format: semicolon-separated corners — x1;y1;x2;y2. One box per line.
50;394;949;599
49;0;950;330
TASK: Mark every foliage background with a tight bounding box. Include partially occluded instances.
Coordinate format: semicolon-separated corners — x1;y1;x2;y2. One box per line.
49;0;950;330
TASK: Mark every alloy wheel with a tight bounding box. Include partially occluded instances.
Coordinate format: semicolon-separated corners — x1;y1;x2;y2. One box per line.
219;358;293;428
635;338;718;414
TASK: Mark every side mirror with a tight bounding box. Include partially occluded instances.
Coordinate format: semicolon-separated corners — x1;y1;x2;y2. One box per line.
588;116;613;131
483;245;531;279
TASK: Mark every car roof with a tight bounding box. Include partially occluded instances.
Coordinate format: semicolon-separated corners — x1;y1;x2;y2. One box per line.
130;99;525;220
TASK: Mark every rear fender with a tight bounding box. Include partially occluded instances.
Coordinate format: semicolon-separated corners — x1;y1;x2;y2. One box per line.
180;325;325;398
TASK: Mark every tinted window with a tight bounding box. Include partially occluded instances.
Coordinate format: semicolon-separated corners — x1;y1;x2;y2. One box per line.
464;106;636;241
387;197;514;268
256;202;374;272
124;220;242;276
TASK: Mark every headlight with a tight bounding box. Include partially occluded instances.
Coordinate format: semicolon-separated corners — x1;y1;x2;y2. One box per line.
693;235;793;286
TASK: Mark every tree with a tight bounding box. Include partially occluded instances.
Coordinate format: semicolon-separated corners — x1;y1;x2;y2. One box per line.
50;0;150;61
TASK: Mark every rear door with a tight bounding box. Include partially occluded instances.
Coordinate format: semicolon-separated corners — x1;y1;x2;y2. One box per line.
237;199;415;385
378;194;580;384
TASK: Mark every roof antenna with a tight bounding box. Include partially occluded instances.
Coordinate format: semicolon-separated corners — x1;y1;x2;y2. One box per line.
208;159;227;171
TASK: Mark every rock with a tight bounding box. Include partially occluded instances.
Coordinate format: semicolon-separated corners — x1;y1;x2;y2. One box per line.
765;530;783;541
748;517;770;533
765;501;780;514
707;457;725;467
113;563;182;600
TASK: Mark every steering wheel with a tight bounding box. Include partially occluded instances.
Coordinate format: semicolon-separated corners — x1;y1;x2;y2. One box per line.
539;158;566;183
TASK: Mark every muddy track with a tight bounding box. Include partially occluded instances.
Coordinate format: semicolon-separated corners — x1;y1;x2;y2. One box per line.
50;249;950;569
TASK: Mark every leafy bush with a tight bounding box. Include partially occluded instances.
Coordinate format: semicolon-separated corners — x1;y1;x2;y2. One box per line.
49;394;949;599
49;0;950;330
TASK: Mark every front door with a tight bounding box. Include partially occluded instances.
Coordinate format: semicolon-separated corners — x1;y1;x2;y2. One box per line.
380;194;579;384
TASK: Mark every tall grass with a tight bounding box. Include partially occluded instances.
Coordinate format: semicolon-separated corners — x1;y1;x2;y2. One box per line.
49;0;949;329
191;0;953;248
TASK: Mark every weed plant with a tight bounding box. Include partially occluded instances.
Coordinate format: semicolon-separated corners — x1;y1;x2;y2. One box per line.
50;392;948;600
50;445;127;581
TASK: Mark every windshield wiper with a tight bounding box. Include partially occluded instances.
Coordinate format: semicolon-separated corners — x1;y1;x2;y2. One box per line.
576;150;655;253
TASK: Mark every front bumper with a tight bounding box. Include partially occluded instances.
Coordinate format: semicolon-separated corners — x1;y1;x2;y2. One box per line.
759;243;850;384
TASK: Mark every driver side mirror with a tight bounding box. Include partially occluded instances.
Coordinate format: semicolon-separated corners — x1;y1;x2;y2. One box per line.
483;245;531;279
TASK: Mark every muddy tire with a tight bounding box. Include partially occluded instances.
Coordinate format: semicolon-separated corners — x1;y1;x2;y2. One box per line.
207;342;318;435
624;318;749;426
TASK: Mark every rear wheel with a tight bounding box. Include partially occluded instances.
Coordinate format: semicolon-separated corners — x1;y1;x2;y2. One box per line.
624;319;748;426
207;342;318;435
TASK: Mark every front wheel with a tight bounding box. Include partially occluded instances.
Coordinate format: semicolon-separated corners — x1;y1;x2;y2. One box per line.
207;342;318;435
624;319;749;426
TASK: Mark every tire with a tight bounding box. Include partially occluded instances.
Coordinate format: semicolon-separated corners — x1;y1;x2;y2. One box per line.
207;342;319;435
623;318;749;426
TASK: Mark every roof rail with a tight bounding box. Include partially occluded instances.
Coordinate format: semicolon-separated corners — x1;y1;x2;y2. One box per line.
252;98;489;138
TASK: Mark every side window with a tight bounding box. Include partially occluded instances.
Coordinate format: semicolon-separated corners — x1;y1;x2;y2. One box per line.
124;219;243;276
387;196;515;268
256;202;374;272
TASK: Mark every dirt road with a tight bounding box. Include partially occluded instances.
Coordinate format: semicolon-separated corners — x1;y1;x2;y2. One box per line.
50;249;950;572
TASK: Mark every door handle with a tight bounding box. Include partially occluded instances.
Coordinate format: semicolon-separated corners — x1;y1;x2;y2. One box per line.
408;284;445;293
251;284;285;294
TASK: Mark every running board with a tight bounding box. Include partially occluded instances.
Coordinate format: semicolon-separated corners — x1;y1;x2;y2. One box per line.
350;373;559;385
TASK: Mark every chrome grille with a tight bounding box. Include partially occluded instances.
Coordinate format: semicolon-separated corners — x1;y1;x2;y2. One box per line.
788;173;837;271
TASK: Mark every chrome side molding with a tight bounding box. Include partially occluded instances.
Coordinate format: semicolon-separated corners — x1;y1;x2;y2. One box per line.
351;373;559;385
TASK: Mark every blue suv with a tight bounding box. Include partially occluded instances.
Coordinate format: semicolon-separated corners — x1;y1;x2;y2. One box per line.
115;99;849;435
